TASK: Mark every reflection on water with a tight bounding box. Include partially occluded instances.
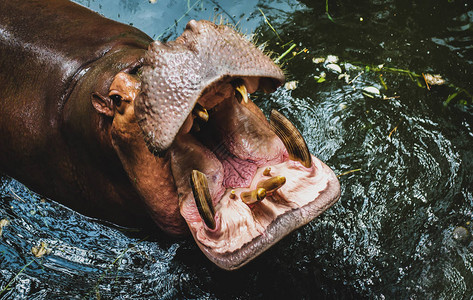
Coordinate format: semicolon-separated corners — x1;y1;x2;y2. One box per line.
1;0;472;298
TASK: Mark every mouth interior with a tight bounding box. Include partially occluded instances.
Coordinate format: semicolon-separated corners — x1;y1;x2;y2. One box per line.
158;76;338;270
168;76;286;195
191;81;286;188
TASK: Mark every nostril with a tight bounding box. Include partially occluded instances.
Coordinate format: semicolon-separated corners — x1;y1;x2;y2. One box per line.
186;19;201;33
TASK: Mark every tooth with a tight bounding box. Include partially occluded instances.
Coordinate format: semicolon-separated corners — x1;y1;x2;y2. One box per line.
257;176;286;193
269;109;312;168
192;103;209;123
240;188;266;205
263;167;271;176
235;83;249;104
190;170;216;229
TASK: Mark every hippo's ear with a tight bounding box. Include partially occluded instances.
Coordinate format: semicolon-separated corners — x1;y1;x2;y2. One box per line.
91;92;114;117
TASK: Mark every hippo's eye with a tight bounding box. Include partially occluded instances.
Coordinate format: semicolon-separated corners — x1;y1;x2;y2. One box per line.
110;94;123;107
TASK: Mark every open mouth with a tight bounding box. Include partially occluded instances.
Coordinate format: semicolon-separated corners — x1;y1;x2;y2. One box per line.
134;20;340;270
173;79;340;270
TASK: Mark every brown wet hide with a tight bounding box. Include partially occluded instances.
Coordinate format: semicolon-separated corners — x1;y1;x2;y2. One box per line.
107;73;187;235
1;0;340;270
0;0;152;226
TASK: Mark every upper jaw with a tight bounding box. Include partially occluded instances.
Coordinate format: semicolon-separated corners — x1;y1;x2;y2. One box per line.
134;19;284;156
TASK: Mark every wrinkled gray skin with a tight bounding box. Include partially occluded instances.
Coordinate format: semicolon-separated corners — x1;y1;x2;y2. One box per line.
136;20;284;155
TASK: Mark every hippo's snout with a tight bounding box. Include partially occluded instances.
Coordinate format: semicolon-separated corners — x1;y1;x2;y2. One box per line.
135;20;284;155
130;20;339;270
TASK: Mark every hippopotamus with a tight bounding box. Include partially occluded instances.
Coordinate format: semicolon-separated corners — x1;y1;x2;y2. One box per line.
0;0;340;270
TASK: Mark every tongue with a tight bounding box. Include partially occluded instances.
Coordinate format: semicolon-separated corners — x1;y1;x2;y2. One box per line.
213;146;257;188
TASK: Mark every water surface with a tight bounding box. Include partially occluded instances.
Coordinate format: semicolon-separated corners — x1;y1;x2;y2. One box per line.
1;0;472;298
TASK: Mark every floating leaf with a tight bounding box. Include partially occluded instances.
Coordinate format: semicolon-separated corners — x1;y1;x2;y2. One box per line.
379;75;388;90
284;80;298;90
337;168;361;177
383;95;400;100
312;57;325;64
326;55;339;64
362;86;381;96
415;77;424;88
389;124;399;138
275;44;296;63
338;73;350;83
423;73;446;86
32;241;51;258
326;63;342;74
314;71;326;83
0;219;9;237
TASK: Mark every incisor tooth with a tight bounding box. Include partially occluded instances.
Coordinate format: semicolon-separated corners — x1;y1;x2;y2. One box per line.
240;188;266;205
235;83;249;104
190;170;216;229
257;176;286;193
269;109;312;168
192;103;209;123
263;167;271;176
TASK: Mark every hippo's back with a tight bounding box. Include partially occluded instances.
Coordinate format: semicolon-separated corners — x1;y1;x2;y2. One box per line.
0;0;151;112
0;0;151;181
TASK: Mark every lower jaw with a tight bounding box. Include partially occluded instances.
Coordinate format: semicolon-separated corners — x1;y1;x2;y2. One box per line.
173;131;288;232
161;94;340;269
179;154;340;270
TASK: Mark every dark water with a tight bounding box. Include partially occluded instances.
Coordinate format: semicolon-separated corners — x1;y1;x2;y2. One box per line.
1;0;473;298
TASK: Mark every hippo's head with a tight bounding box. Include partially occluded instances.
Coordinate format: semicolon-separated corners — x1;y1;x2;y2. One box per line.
92;20;340;270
